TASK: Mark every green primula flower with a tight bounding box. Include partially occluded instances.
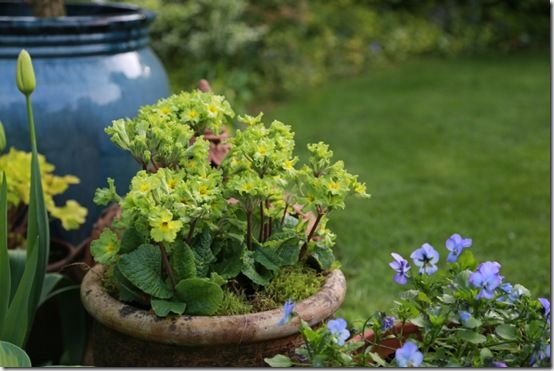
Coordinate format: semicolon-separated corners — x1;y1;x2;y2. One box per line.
149;208;183;243
91;229;120;264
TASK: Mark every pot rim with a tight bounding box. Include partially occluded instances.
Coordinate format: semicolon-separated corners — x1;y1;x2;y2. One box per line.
81;264;346;346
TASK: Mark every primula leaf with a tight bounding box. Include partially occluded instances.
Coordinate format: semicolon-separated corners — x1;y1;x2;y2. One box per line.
0;341;31;367
241;251;271;286
311;245;335;270
113;266;149;305
264;354;293;367
495;324;517;340
455;329;487;344
170;241;197;282
175;278;223;315
120;226;143;254
192;229;215;277
151;299;186;317
211;240;243;279
254;246;283;271
117;244;173;299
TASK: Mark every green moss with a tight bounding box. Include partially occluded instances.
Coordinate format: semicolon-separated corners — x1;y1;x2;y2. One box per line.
252;265;326;312
102;264;118;296
215;287;253;315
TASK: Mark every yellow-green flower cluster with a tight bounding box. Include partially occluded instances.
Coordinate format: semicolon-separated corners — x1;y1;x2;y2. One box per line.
105;90;234;169
105;159;224;245
297;142;370;213
0;147;87;230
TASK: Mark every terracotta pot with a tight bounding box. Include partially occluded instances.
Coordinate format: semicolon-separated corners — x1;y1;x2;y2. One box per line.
81;264;346;366
350;322;422;363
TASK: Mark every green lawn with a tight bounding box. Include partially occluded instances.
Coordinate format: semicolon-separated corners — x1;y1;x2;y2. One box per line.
263;51;550;323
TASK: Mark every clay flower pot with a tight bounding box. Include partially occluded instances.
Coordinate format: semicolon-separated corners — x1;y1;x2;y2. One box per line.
350;322;422;363
81;264;346;366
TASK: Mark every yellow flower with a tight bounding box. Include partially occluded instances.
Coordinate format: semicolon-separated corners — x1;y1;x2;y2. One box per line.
159;106;171;115
206;103;219;118
328;181;341;194
185;109;200;122
149;209;183;243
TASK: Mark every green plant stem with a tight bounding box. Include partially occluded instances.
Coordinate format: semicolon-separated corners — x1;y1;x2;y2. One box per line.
299;212;323;260
26;96;37;154
158;243;176;289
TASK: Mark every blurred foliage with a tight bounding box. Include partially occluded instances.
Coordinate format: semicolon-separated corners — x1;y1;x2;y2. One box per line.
121;0;548;106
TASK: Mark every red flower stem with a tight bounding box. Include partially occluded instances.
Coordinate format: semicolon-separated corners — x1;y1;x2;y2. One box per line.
258;201;264;242
280;203;289;226
299;212;324;261
246;209;253;250
158;243;176;289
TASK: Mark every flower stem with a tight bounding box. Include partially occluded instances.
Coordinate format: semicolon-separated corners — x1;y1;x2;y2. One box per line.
299;212;323;261
258;201;264;242
246;208;253;250
280;203;289;226
158;243;176;289
187;218;197;245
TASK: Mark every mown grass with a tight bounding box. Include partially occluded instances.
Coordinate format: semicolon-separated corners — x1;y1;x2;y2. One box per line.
263;51;550;323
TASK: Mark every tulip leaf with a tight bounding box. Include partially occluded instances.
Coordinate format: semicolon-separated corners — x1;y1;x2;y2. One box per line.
0;173;10;329
0;341;31;367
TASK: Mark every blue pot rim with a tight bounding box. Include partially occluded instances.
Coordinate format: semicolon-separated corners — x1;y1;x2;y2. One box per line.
0;1;155;31
0;1;156;57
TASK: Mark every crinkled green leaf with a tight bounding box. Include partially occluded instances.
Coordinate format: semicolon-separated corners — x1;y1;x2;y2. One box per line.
0;341;31;367
170;241;196;282
93;178;120;206
254;246;283;271
311;245;335;270
151;299;186;317
264;354;292;367
113;266;149;305
211;239;243;279
119;226;143;254
191;228;215;277
175;278;223;315
241;251;271;286
117;244;173;299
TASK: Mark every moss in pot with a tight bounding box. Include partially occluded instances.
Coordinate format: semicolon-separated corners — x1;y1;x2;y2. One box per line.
80;90;369;366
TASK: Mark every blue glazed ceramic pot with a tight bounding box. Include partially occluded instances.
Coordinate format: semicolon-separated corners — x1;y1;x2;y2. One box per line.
0;1;170;243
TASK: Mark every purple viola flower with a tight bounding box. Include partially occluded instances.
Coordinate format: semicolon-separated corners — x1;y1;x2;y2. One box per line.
469;261;503;300
445;233;472;262
389;253;411;285
492;361;508;367
395;341;423;367
539;298;550;325
327;318;350;346
410;243;439;275
459;311;471;323
530;343;550;366
277;300;295;326
381;316;395;332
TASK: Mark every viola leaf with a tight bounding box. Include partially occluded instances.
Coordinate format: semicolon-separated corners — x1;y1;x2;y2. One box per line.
264;354;292;367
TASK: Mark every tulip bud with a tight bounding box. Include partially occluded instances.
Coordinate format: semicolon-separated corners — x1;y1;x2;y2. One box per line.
16;50;36;95
0;121;5;152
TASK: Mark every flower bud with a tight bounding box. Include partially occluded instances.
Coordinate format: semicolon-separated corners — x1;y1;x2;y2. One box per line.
0;121;5;152
16;50;36;95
